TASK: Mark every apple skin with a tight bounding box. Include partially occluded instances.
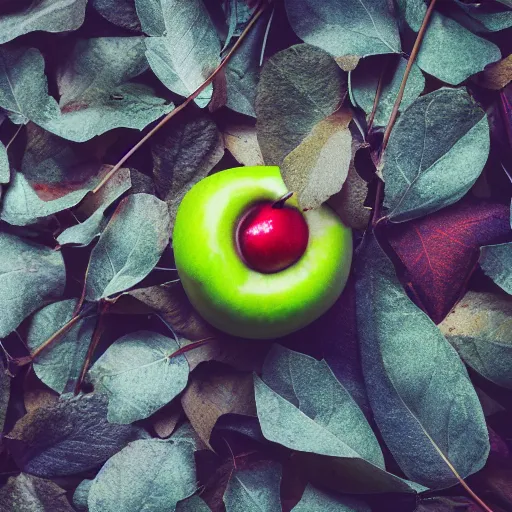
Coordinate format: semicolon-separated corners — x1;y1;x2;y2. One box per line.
172;166;352;339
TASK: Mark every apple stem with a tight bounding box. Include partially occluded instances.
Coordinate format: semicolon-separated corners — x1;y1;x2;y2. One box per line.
272;192;294;209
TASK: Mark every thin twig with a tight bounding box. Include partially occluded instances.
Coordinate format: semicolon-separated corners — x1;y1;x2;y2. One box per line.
74;302;110;394
367;62;387;133
171;337;215;359
5;124;23;151
427;432;494;512
0;341;13;362
371;179;384;228
30;313;83;361
92;2;269;196
74;273;88;316
381;0;438;154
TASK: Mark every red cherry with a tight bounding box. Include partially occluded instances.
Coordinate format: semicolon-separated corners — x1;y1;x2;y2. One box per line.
237;200;309;273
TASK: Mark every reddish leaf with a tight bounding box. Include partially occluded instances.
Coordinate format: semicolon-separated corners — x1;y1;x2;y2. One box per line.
387;198;510;324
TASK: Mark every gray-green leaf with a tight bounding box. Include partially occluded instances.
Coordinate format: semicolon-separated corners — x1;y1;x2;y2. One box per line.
73;479;93;512
27;299;94;395
223;461;282;512
453;1;512;33
57;38;148;106
89;331;189;424
92;0;142;32
350;56;425;128
480;242;512;295
254;345;422;493
383;88;489;222
0;233;65;338
355;235;489;488
284;0;401;58
0;46;60;126
397;1;501;85
257;345;383;465
144;0;221;108
0;44;172;142
88;437;197;512
0;0;87;44
439;291;512;389
85;194;171;301
135;0;166;36
0;141;9;184
292;484;370;512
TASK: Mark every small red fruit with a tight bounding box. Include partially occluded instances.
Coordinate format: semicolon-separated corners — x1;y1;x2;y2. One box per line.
237;199;309;274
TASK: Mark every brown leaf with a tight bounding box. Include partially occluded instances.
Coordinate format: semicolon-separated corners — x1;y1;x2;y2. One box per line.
181;364;256;448
23;370;59;414
148;400;183;439
208;70;228;113
475;55;512;90
127;282;214;341
328;130;371;230
335;55;360;71
224;123;264;167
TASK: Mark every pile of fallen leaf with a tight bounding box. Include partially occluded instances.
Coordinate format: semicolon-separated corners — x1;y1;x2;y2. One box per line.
0;1;511;511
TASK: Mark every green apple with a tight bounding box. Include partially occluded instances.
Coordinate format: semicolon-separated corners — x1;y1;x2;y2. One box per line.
172;166;352;339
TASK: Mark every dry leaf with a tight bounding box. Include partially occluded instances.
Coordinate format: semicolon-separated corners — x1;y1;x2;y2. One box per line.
282;108;353;210
476;55;512;90
181;364;256;448
224;123;264;167
328;131;371;230
335;55;360;71
149;400;183;439
23;369;59;414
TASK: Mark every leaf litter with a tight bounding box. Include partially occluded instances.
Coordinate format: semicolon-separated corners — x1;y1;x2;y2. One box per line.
0;1;510;511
